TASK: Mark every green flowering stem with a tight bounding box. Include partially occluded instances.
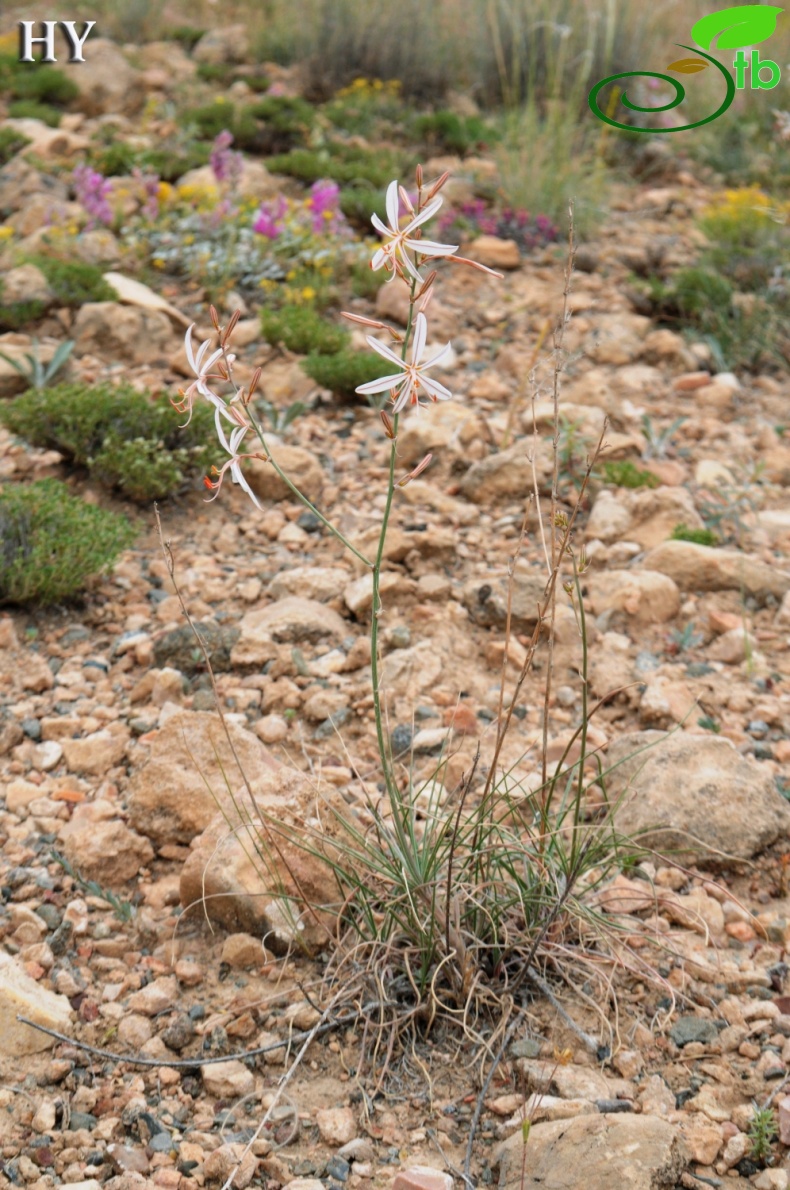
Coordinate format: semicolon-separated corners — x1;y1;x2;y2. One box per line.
369;278;417;805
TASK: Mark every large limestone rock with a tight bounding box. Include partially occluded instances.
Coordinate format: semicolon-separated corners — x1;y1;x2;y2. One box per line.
59;801;153;887
644;540;790;604
71;39;145;115
73;302;174;364
268;566;350;602
0;951;73;1056
232;598;349;667
586;487;704;549
180;772;352;954
585;569;680;625
193;25;249;64
460;442;552;503
607;731;790;863
126;710;280;847
463;572;549;631
496;1112;688;1190
245;443;324;503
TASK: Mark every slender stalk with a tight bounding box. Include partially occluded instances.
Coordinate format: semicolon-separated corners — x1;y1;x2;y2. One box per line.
369;278;417;805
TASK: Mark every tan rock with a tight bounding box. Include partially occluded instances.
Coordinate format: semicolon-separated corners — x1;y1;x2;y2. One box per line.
202;1060;256;1099
221;933;266;969
607;730;790;862
644;540;790;603
245;443;324;503
203;1144;258;1188
127;976;178;1017
126;710;280;846
469;235;520;270
460;441;552;503
59;815;153;888
0;951;73;1056
61;727;129;776
315;1106;357;1146
392;1169;453;1190
180;775;352;954
72;39;145;115
585;569;680;624
73;303;174;364
0;263;53;305
496;1112;687;1190
675;1113;723;1164
268;566;349;602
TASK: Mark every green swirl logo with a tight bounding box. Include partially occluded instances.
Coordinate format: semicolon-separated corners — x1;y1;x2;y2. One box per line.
588;4;784;133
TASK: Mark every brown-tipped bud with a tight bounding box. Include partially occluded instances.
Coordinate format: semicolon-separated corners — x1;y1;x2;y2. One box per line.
248;366;262;398
416;269;437;301
424;170;450;202
448;255;505;280
417;285;435;316
397;452;433;486
415;163;423;190
342;311;388;329
380;410;396;439
209;304;221;331
399;184;414;216
217;361;230;380
222;309;241;347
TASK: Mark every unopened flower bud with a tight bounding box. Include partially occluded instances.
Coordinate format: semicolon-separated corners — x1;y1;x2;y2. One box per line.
416;270;437;301
415;163;423;190
248;367;262;398
209;305;221;331
380;410;396;439
222;309;241;347
397;452;433;486
424;171;450;202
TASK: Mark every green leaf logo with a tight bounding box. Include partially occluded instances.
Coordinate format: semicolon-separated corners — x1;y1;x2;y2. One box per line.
667;57;709;72
691;4;783;50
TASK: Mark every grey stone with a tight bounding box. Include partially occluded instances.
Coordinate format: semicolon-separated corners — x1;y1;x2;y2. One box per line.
670;1017;719;1047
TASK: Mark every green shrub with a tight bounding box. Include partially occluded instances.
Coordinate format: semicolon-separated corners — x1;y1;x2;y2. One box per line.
188;100;237;140
0;299;47;332
0;479;136;605
261;304;349;355
9;67;78;105
0;126;31;165
8;100;62;127
0;383;217;501
339;186;386;230
414;110;497;155
245;95;315;151
267;146;411;189
164;25;207;51
671;524;719;546
24;257;115;307
600;460;659;489
90;140;138;176
142;144;210;182
195;62;236;84
302;348;394;400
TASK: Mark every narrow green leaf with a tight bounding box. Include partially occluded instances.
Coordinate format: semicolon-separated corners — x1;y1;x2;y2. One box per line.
691;4;783;50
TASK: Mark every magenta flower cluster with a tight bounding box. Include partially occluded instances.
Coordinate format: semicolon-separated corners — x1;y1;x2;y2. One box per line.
210;130;243;188
253;179;349;241
72;163;113;229
253;196;287;239
438;200;558;252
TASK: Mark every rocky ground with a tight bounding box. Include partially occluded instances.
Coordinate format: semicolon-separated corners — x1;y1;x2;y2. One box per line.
2;26;790;1190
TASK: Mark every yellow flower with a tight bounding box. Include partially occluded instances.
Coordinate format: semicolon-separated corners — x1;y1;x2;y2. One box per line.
157;181;174;204
301;286;316;302
153;257;165;269
0;226;14;241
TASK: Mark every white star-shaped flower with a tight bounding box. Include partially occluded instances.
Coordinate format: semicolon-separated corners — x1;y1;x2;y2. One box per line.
355;312;452;413
371;180;458;283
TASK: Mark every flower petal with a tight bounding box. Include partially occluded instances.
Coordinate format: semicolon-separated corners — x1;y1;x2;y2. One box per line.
356;373;404;394
371;213;390;238
404;236;459;257
385;180;400;233
411;312;427;365
184;324;198;373
402;195;443;235
365;336;406;368
422;341;453;371
418;374;453;401
371;247;388;271
231;459;264;510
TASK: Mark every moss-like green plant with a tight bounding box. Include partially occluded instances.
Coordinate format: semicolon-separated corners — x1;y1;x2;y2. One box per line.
7;99;62;127
0;299;47;332
241;95;315;153
339;186;386;230
0;126;31;165
671;523;719;546
188;100;238;141
261;304;349;355
9;66;78;105
164;24;207;51
267;145;411;189
0;479;136;605
23;256;115;308
414;110;498;155
748;1106;778;1165
302;348;394;401
0;382;216;501
600;460;659;489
